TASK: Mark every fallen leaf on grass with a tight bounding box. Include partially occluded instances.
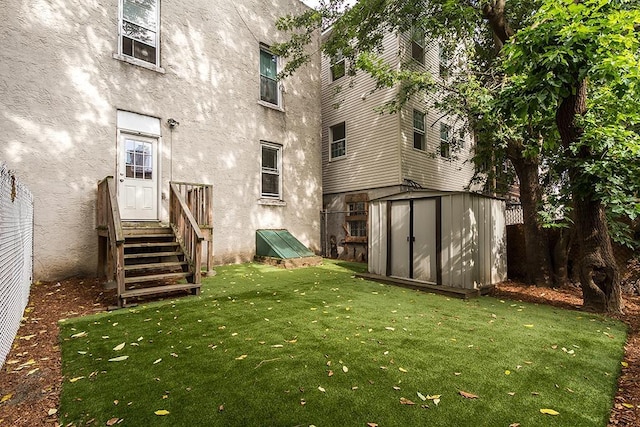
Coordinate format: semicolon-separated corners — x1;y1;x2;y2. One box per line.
367;423;378;427
235;354;248;360
417;392;427;401
459;391;479;399
108;356;129;362
318;386;326;393
342;365;349;373
621;361;629;367
69;376;85;383
113;343;125;351
524;324;534;328
154;410;170;416
106;417;120;426
400;397;415;405
509;423;520;427
71;331;87;338
153;359;162;365
540;408;559;416
398;367;408;373
328;370;334;376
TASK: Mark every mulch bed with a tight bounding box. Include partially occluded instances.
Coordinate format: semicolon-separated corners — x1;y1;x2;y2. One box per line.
0;278;638;426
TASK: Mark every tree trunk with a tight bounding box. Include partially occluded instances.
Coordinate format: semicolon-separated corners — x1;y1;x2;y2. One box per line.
483;4;554;287
556;79;623;313
508;151;554;287
551;226;572;287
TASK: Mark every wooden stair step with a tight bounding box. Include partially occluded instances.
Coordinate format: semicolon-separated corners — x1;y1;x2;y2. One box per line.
125;261;187;271
124;226;171;232
120;283;201;299
124;251;183;259
124;271;191;284
125;242;180;249
124;233;175;239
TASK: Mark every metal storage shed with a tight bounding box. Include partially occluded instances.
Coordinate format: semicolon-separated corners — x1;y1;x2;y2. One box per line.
368;191;507;291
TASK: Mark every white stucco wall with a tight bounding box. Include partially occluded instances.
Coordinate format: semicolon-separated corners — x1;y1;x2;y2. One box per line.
1;0;322;280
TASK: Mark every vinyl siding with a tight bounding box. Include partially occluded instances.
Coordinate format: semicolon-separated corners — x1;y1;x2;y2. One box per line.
321;32;402;194
398;35;476;191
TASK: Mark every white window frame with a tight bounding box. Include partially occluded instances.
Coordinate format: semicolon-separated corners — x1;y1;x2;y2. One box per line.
411;25;425;65
413;109;426;151
259;45;282;108
439;43;450;78
440;122;451;158
330;53;346;81
330;122;347;160
115;0;162;71
261;141;282;199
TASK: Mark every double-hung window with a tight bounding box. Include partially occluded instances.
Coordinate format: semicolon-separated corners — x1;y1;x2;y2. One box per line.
413;110;426;150
260;46;280;106
119;0;160;66
439;44;450;78
330;122;346;159
345;194;369;241
261;142;282;199
330;53;345;81
440;123;451;158
411;26;425;64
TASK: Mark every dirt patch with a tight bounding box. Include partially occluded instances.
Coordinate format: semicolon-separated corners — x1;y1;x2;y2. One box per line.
0;277;638;426
0;278;114;426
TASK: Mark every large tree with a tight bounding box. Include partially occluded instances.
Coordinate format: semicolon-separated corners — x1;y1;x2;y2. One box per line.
497;0;640;311
276;0;640;312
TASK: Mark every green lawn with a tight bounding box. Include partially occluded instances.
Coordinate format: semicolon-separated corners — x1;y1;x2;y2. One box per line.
59;260;627;426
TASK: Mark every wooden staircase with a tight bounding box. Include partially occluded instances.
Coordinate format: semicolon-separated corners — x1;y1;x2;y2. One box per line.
97;177;212;308
119;224;200;305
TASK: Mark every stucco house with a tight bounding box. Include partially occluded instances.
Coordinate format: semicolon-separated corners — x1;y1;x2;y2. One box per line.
1;0;322;303
320;30;506;288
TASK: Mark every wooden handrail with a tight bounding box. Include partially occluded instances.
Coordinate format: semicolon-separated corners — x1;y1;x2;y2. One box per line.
96;176;125;302
170;182;205;284
97;177;124;242
170;183;204;241
170;181;214;275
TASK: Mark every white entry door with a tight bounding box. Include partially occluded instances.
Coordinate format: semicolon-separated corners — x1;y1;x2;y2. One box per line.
118;134;158;221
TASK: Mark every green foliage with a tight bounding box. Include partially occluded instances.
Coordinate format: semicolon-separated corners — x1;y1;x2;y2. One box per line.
59;261;627;426
276;0;640;241
500;0;640;231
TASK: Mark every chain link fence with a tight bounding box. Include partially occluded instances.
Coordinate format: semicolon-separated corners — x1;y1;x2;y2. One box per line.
0;163;33;367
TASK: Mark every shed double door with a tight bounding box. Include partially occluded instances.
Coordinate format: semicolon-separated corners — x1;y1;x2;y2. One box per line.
389;199;437;283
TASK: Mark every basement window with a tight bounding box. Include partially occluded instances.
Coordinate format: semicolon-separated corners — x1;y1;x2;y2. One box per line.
345;194;368;242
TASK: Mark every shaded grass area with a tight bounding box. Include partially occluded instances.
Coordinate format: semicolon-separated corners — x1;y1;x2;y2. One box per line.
59;261;627;426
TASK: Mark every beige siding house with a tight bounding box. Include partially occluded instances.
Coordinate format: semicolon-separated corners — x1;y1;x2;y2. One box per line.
321;31;477;260
1;0;322;285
